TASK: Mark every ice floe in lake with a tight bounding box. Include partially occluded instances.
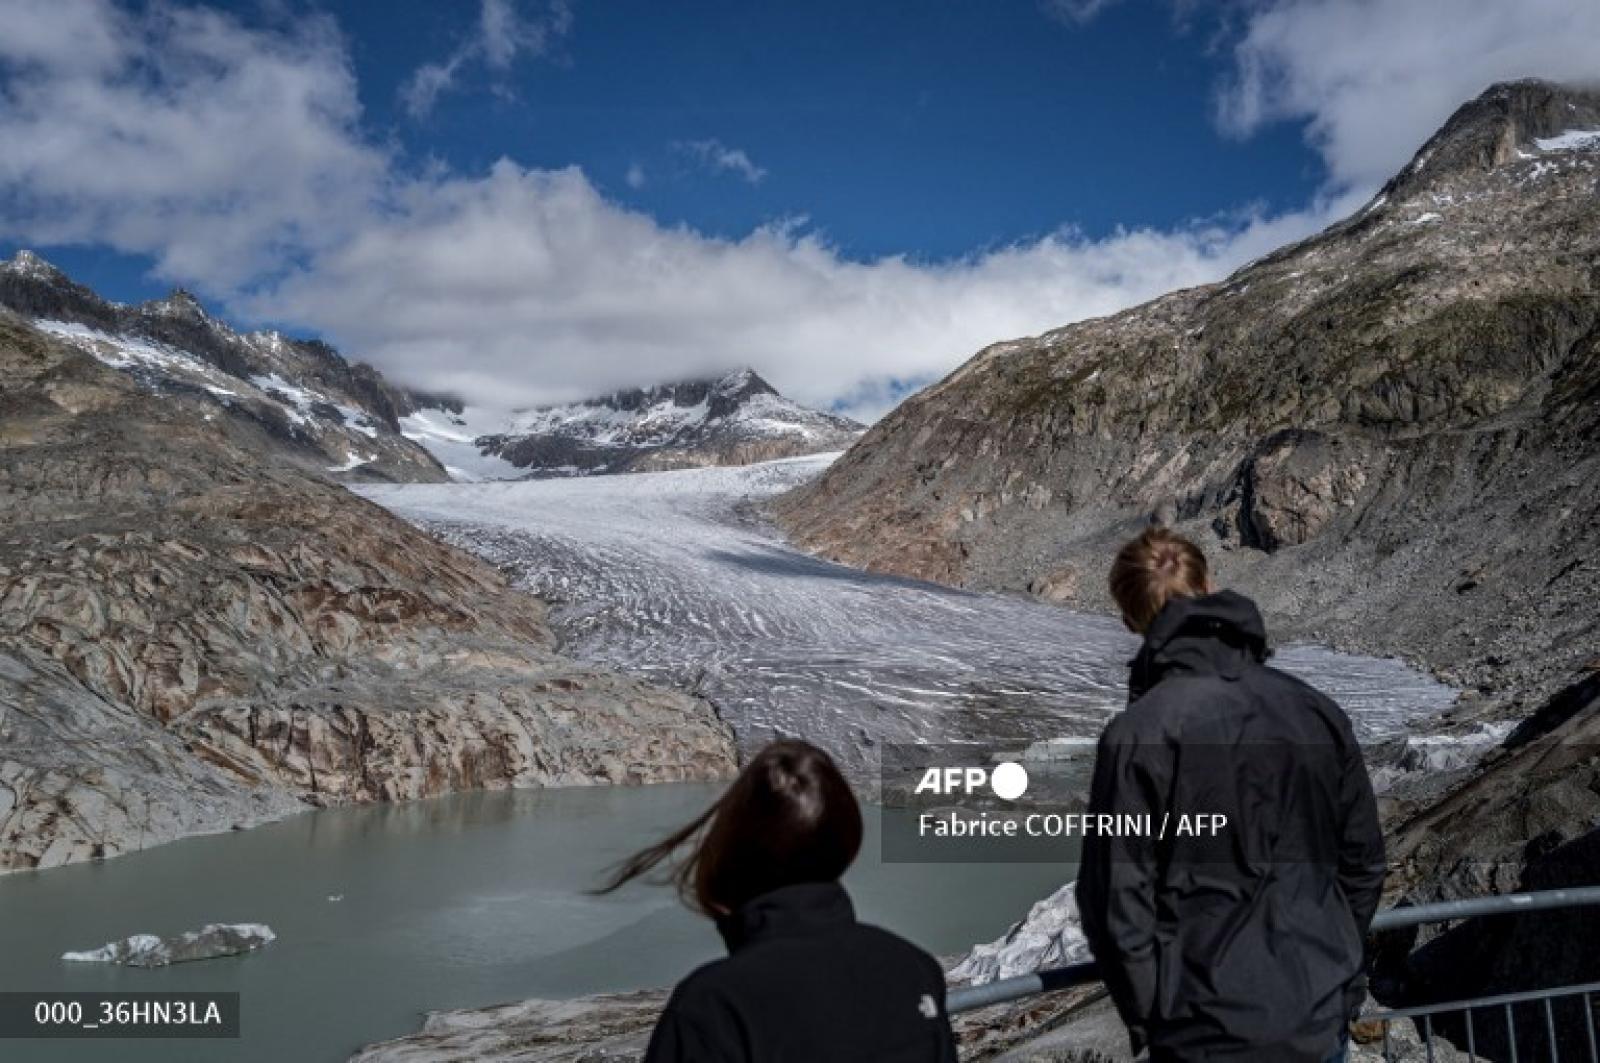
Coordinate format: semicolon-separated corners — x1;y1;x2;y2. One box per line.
63;923;275;968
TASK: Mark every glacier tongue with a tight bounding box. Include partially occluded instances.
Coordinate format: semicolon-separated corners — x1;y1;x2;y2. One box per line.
358;456;1455;780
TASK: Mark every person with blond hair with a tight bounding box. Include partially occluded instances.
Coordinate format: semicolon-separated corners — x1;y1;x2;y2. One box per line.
1077;528;1384;1063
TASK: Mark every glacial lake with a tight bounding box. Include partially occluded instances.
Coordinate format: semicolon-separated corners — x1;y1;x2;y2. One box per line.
0;783;1080;1062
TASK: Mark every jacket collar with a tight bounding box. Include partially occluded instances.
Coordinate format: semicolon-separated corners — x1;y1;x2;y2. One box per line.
716;881;856;954
1128;590;1269;702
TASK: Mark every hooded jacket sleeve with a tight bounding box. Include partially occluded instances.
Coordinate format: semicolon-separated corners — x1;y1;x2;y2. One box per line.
1075;716;1170;1055
1336;721;1386;936
1322;701;1385;1024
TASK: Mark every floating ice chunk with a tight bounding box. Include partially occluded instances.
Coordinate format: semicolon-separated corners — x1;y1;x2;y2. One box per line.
64;923;275;968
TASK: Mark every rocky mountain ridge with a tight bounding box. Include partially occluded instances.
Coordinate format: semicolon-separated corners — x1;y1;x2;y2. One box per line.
0;310;737;871
468;368;863;477
0;250;453;483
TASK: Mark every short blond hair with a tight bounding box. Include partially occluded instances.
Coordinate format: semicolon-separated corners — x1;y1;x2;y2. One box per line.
1109;527;1209;633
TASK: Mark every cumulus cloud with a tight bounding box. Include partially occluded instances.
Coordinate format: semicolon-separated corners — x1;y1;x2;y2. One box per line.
253;165;1355;421
676;139;768;185
1;0;1591;423
0;0;383;288
1215;0;1600;190
401;0;572;118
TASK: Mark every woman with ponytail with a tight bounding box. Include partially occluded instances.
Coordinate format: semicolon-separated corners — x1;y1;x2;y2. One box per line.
599;739;958;1063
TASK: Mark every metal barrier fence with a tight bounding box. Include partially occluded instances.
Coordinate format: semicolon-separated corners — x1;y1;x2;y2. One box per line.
946;885;1600;1060
1369;980;1600;1062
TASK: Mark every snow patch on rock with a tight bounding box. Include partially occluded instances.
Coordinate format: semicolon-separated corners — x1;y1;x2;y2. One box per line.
1535;128;1600;152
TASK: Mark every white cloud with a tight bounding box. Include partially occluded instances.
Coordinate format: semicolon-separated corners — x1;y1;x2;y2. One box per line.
0;0;383;288
625;162;647;189
253;164;1354;421
0;0;128;73
677;139;768;185
1215;0;1600;191
401;0;573;118
1;0;1591;424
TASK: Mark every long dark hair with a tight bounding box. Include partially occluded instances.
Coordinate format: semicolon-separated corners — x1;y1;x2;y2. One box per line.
597;739;863;915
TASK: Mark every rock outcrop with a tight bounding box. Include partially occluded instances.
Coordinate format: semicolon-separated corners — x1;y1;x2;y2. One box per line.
349;991;669;1063
0;312;738;871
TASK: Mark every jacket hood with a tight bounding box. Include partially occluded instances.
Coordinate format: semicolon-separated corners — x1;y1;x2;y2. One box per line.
1128;589;1269;701
716;881;855;954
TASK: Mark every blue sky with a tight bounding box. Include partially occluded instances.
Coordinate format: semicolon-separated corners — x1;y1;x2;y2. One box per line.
2;0;1596;417
356;1;1323;256
31;1;1323;303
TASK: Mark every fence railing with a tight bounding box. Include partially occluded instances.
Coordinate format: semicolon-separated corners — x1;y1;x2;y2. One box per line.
1368;980;1600;1062
947;886;1600;1060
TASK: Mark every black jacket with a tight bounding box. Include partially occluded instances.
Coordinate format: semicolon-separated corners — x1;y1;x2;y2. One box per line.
644;882;958;1063
1076;591;1385;1062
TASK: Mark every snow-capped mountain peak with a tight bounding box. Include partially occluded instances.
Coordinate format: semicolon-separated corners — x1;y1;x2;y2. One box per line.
140;288;211;321
406;368;863;480
0;250;447;483
2;248;64;281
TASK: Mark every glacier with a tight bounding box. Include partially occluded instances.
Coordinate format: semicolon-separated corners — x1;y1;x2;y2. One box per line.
359;455;1455;778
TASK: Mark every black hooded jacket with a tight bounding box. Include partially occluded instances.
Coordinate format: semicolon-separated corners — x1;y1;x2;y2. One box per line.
644;881;958;1063
1075;591;1385;1062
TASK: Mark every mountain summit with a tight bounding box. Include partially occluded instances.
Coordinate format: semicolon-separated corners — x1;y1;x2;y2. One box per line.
0;251;450;482
454;368;863;478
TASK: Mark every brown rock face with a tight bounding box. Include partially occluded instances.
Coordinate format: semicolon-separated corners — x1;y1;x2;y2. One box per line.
1236;430;1371;553
0;313;737;872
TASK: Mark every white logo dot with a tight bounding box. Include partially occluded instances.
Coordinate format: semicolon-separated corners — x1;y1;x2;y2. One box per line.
990;761;1028;800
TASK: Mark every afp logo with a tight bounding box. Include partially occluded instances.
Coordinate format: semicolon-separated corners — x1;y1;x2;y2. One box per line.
912;761;1029;800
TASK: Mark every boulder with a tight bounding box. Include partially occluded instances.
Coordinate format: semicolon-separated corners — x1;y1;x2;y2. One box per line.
1028;565;1081;604
1237;429;1371;553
